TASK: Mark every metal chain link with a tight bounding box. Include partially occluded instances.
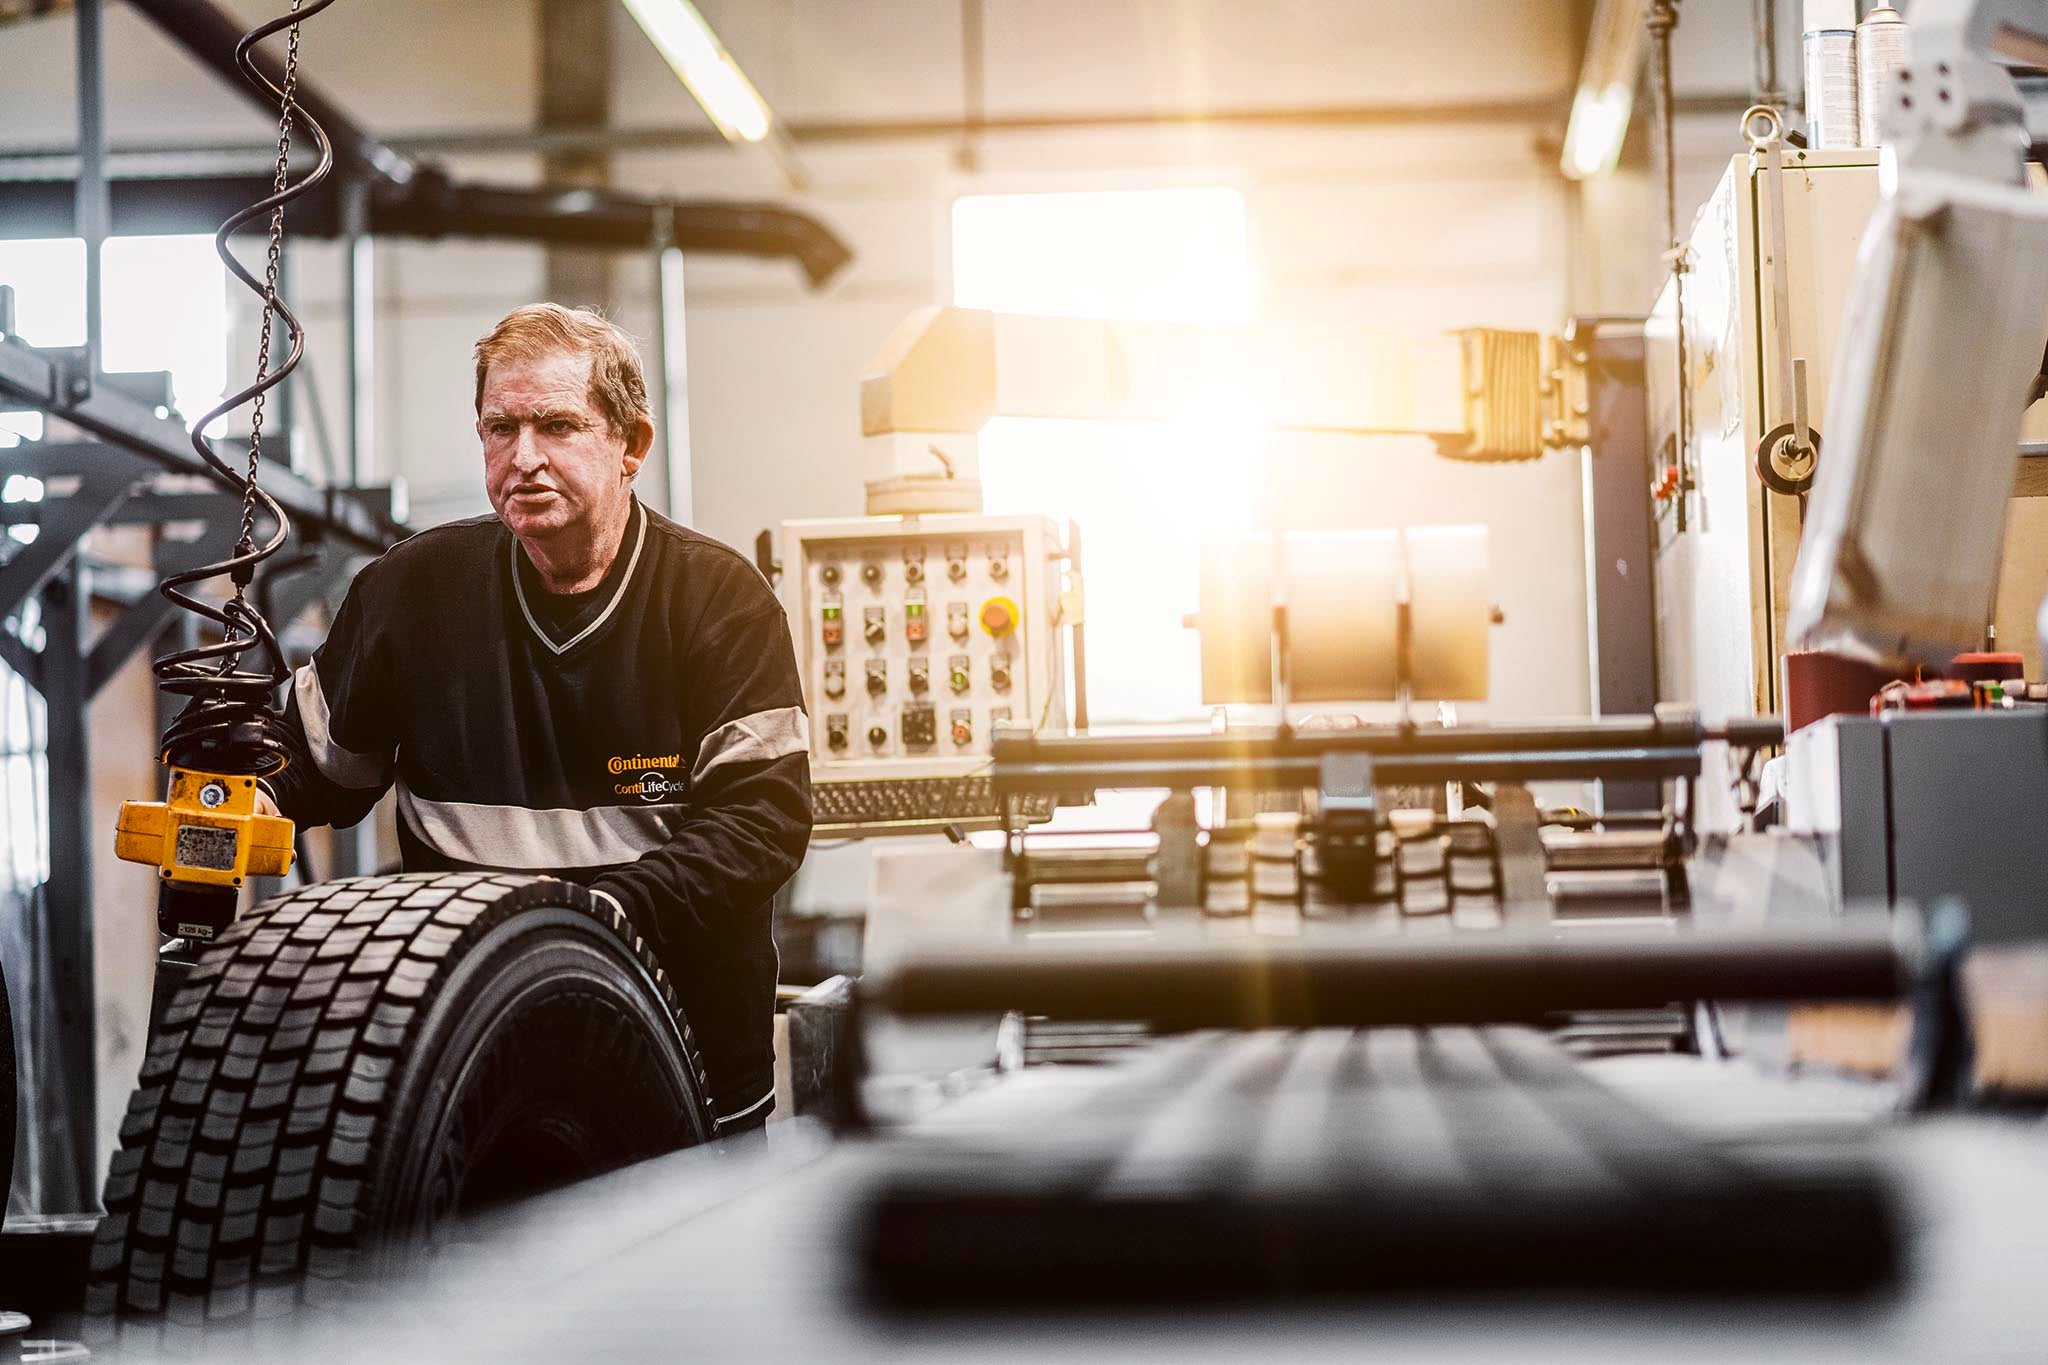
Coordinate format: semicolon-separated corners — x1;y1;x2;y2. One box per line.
237;0;306;582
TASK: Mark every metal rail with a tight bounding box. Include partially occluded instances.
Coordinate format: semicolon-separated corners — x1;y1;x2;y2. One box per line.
874;926;1907;1028
995;747;1704;791
989;715;1785;794
0;94;1773;164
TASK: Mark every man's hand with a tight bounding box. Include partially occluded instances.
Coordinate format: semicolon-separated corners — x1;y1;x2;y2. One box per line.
587;884;663;951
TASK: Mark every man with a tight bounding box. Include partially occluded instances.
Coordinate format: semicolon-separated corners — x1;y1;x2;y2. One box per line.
262;303;813;1136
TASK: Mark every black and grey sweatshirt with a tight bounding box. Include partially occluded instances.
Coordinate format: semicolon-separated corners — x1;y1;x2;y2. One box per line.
264;496;813;1129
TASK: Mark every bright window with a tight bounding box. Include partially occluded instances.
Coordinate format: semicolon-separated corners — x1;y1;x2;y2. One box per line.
0;234;230;431
951;187;1255;725
952;186;1251;325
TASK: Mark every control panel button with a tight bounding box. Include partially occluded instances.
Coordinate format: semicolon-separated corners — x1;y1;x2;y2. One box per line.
863;604;886;646
820;563;842;588
825;714;849;751
865;659;888;695
980;596;1018;637
821;595;844;648
867;724;888;750
990;654;1012;691
950;709;973;747
822;659;846;699
948;654;972;693
907;658;930;693
905;592;927;644
901;703;937;748
861;561;883;589
947;601;970;640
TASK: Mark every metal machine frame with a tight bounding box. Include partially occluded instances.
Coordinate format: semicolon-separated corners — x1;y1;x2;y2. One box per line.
986;711;1783;929
1573;316;1659;814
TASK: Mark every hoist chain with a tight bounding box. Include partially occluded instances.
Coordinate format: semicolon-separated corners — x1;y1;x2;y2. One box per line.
236;0;305;592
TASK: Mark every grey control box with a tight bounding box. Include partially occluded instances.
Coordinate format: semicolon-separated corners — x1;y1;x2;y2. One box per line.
1790;708;2048;943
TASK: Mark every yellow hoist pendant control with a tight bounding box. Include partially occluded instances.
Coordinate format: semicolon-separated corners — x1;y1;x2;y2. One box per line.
116;768;295;940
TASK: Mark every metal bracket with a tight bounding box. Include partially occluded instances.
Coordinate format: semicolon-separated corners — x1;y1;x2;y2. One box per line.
1151;791;1202;909
1492;782;1550;928
1315;750;1378;903
1541;332;1592;450
1745;106;1820;495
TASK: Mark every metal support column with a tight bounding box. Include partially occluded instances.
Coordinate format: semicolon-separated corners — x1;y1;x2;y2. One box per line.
537;0;615;309
1751;0;1785;111
75;0;108;380
651;213;692;524
341;176;375;486
1576;318;1659;813
37;564;96;1213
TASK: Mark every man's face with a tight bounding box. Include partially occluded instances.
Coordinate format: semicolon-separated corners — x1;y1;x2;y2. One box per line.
477;349;650;544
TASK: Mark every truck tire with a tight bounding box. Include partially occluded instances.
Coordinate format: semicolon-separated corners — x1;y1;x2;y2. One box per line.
85;872;714;1335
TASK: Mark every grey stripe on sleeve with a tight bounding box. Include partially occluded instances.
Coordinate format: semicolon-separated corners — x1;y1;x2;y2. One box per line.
694;707;810;781
295;663;395;790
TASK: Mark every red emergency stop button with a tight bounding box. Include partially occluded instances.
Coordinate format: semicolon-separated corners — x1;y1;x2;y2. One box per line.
979;596;1018;637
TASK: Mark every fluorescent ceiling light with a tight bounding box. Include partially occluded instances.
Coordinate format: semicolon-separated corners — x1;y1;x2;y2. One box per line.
1560;0;1647;180
621;0;773;144
1564;84;1634;179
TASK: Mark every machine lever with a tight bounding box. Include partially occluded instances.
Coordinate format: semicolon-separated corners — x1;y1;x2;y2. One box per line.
1746;105;1821;495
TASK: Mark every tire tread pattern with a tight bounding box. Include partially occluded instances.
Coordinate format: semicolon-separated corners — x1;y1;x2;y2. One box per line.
85;872;710;1342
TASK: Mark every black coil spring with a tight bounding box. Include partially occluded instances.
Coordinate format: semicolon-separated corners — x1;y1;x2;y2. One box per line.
154;1;338;776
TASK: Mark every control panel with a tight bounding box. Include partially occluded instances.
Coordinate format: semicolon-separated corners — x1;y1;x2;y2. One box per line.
782;514;1068;831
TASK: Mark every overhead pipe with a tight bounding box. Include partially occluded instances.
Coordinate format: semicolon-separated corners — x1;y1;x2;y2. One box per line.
121;0;850;286
0;173;851;284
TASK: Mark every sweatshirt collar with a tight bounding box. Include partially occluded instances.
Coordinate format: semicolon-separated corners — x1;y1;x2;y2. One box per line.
509;498;647;656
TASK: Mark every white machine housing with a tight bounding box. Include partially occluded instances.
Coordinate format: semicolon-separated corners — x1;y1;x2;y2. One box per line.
1649;148;1882;743
781;513;1068;820
1649;147;2048;830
